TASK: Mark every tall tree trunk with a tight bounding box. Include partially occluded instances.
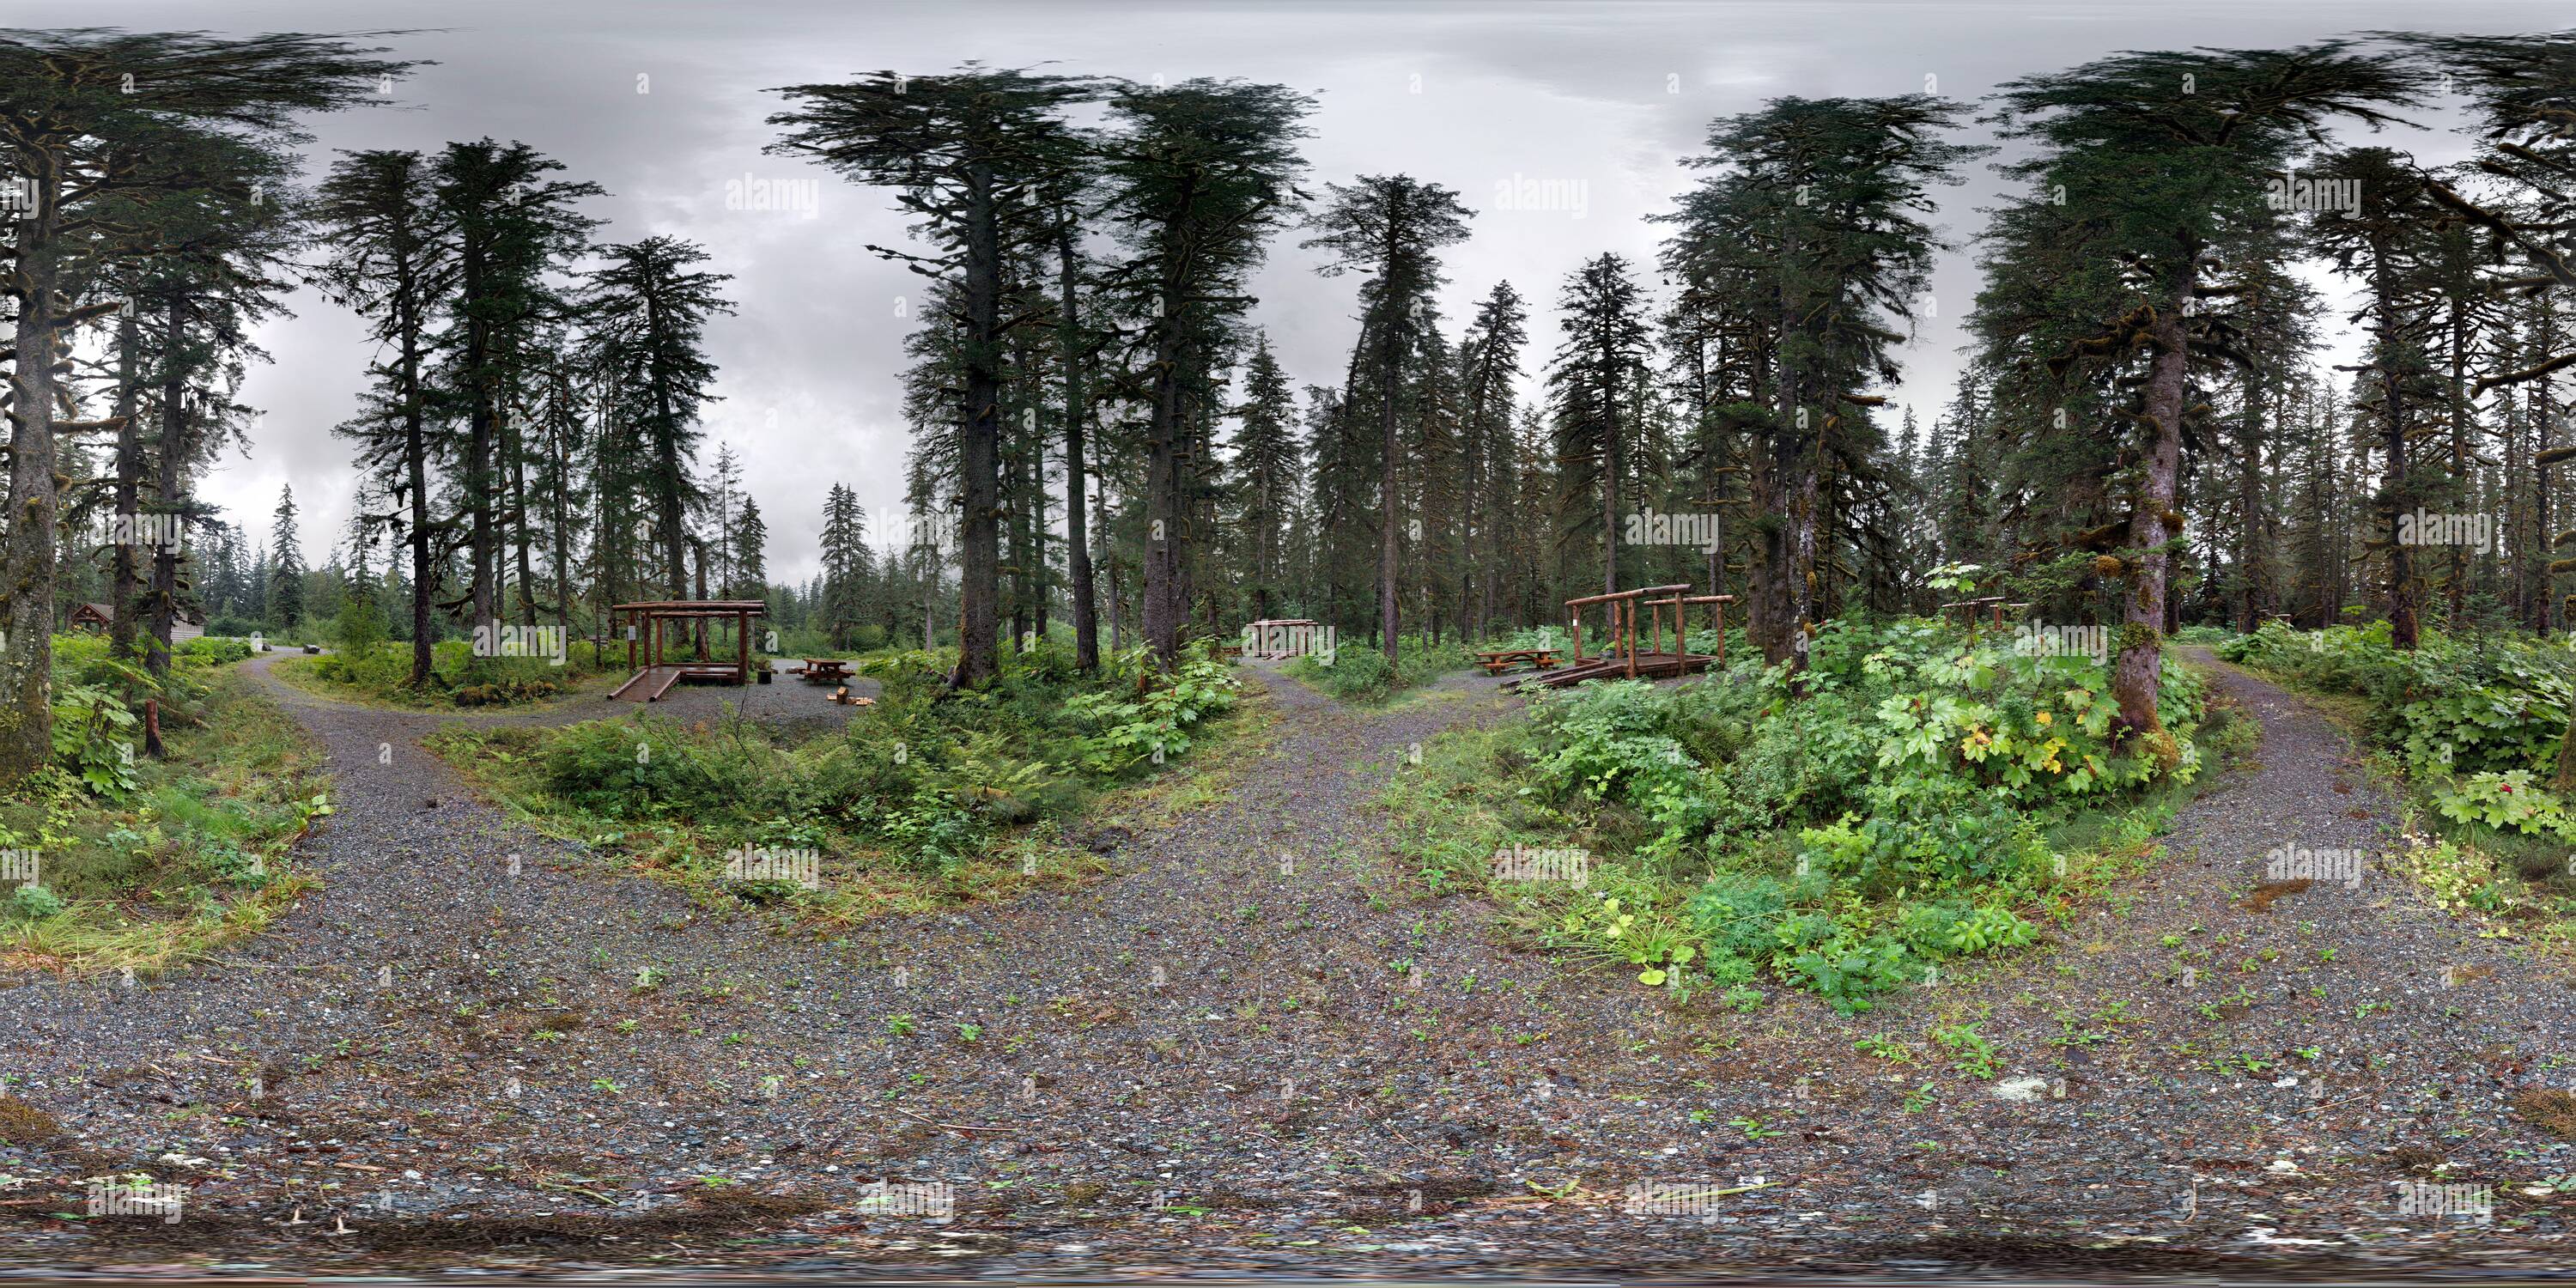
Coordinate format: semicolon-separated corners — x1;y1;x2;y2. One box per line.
463;234;499;639
1142;276;1188;668
549;418;574;645
149;337;185;683
955;161;1004;685
2533;301;2558;634
1;172;67;782
2374;245;2419;649
2236;362;2264;634
111;307;146;662
2114;273;2190;748
144;296;185;679
508;396;538;627
2447;285;2470;628
1057;218;1099;671
402;259;436;686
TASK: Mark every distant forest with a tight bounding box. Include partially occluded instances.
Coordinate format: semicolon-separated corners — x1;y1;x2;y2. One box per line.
7;29;2576;775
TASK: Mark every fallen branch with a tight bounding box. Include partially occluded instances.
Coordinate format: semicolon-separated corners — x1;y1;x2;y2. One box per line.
885;1103;1023;1136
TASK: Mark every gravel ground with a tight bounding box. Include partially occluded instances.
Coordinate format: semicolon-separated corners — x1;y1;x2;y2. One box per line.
1;649;2570;1279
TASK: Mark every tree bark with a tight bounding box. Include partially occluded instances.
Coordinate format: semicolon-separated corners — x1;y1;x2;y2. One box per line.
954;159;1005;685
2236;359;2264;634
2114;273;2190;746
1;167;66;783
2374;239;2419;649
1142;310;1186;667
111;307;146;663
1057;216;1100;671
147;295;185;679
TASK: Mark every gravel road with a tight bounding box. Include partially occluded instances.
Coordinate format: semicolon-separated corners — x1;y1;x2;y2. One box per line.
1;650;2569;1279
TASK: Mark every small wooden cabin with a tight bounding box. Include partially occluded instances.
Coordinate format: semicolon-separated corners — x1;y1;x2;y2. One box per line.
66;601;206;642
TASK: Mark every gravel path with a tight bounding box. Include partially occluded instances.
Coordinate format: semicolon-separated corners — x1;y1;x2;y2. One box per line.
2;650;2570;1278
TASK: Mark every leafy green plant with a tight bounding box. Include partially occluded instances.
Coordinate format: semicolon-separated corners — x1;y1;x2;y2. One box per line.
1931;1022;1999;1078
1856;1034;1916;1062
2433;770;2576;839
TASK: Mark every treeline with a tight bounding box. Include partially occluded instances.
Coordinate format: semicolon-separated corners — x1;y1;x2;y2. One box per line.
852;39;2575;749
9;28;2576;781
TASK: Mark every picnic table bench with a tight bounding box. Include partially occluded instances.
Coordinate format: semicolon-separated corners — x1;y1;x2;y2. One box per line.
1474;647;1562;676
799;658;854;683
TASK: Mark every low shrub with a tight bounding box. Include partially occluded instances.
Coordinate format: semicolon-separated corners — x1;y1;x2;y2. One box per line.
440;641;1242;883
1392;614;2217;1012
1285;635;1472;702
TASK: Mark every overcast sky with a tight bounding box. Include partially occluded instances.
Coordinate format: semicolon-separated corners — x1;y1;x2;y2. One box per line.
53;0;2570;581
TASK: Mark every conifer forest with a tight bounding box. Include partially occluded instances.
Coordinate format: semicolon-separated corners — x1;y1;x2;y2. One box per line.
4;5;2576;1279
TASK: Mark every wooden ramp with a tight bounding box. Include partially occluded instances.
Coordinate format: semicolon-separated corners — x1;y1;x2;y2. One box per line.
1514;651;1714;690
611;665;685;702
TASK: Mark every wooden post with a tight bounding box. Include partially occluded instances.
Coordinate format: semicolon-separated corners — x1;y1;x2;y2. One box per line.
1623;600;1637;679
143;698;163;758
736;607;749;683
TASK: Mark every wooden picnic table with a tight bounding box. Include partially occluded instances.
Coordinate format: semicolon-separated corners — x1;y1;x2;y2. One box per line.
1474;647;1562;676
799;658;854;683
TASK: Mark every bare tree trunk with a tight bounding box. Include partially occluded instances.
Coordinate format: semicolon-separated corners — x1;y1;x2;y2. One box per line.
2374;246;2419;649
2115;274;2190;748
111;307;146;662
1141;275;1188;668
150;381;185;681
508;396;538;627
955;160;1004;685
1;176;67;782
2236;363;2264;634
1057;218;1100;671
464;243;499;640
146;296;186;679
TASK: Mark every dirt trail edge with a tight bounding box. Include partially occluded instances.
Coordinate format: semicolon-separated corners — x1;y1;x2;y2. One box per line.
1;652;2568;1277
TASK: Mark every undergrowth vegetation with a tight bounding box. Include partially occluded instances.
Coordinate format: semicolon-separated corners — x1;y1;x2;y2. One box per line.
1387;617;2248;1013
1283;635;1473;702
429;639;1244;921
2218;621;2576;924
281;638;615;708
3;636;328;971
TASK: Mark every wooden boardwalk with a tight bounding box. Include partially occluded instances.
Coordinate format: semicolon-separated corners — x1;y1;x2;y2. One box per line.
610;665;686;702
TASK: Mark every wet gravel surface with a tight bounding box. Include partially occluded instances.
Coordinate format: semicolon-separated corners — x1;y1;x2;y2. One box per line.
1;651;2571;1279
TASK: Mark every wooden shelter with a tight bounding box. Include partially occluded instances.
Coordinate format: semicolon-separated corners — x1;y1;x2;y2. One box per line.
1521;584;1734;689
610;599;766;702
65;601;204;643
